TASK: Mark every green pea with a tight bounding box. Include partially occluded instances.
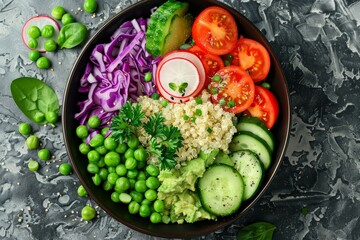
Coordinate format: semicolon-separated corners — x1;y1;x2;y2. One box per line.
127;136;139;149
36;57;51;69
119;193;132;204
107;172;119;185
79;143;90;155
44;39;57;52
76;125;88;138
227;99;236;107
144;189;157;201
51;6;66;20
129;178;136;189
141;199;152;206
59;163;72;175
27;26;41;39
89;134;104;148
115;164;127;176
224;59;231;66
18;122;32;135
98;168;108;180
28;160;39;172
124;148;134;159
28;50;40;61
211;87;218;95
77;185;88;197
87;150;100;163
41;25;55;38
101;127;109;136
139;204;151;217
115;177;130;192
183;114;189;121
161;100;169;107
95;145;108;155
146;176;160;190
115;142;127;154
219;98;226;106
81;205;96;221
26;135;40;149
92;173;101;186
33;111;45;123
261;82;271;89
151;93;160;100
134;148;147;162
111;191;120;202
127;169;138;179
104;151;120;167
129;190;143;203
134;180;147;193
144;72;152;82
104;137;117;150
88;115;101;129
45;111;58;124
136;161;146;170
62;13;74;25
108;166;116;173
83;0;97;13
146;164;159;177
195;97;203;104
125;157;137;170
195;108;202;116
128;201;140;214
28;38;38;49
97;157;105;167
225;54;234;61
87;163;99;174
38;149;50;161
211;75;221;82
103;180;113;191
153;199;165;213
150;212;162;223
137;171;146;180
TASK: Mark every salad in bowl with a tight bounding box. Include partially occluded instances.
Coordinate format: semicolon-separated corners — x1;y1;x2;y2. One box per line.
63;0;290;237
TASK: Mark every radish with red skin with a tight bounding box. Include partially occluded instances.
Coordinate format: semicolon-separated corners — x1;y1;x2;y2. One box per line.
155;51;206;103
22;15;60;52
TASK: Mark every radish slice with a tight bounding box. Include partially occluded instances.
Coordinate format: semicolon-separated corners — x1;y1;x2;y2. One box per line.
22;15;60;52
155;51;206;103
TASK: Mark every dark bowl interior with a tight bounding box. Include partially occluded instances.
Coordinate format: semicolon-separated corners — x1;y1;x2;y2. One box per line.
62;0;291;238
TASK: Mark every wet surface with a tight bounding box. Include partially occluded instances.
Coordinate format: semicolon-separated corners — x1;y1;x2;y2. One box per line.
1;0;359;239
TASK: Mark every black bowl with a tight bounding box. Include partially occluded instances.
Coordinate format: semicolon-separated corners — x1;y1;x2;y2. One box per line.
62;0;291;238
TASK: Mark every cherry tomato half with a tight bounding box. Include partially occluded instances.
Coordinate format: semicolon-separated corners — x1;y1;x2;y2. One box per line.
188;45;224;87
192;6;238;55
210;66;255;114
245;85;279;129
230;38;270;82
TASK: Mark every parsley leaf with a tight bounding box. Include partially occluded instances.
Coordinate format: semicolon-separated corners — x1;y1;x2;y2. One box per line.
143;113;165;137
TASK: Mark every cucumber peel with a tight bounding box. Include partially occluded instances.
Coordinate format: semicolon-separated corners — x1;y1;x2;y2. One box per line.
146;0;193;57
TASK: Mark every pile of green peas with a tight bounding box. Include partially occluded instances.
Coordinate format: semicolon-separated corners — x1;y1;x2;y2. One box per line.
76;115;167;224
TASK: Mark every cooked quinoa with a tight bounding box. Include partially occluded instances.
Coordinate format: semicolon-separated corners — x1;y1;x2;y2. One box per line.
137;91;237;165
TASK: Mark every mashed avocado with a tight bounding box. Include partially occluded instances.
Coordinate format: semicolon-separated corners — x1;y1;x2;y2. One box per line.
157;157;216;223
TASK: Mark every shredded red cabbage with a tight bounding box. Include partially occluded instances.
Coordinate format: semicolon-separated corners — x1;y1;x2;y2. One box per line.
75;18;160;126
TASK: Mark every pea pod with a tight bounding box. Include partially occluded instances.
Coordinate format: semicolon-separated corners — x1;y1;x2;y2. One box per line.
57;22;88;49
10;77;59;124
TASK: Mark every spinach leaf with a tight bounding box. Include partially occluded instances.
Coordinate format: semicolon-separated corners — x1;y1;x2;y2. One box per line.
237;222;276;240
57;22;88;49
10;77;59;124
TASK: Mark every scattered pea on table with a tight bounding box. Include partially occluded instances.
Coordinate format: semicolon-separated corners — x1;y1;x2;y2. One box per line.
26;135;40;150
61;13;74;25
81;205;96;221
36;57;51;69
41;25;55;38
83;0;98;13
38;148;51;161
59;163;72;175
28;50;40;61
27;26;41;39
28;160;40;172
18;122;32;135
44;39;57;52
51;6;66;20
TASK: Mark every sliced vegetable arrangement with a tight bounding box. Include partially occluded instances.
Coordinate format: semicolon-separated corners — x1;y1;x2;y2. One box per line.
70;0;281;225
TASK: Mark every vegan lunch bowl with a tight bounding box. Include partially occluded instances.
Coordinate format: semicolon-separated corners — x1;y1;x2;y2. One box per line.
62;0;291;238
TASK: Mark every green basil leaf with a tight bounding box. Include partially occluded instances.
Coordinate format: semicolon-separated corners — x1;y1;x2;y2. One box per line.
237;222;276;240
179;82;188;88
58;22;88;49
169;82;177;91
10;77;59;124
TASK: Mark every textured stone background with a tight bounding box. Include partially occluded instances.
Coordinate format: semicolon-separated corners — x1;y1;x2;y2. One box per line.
1;0;360;239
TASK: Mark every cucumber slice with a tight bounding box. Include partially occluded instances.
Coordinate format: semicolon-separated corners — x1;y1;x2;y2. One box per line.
236;117;274;152
230;150;264;201
199;148;220;166
214;151;234;167
146;0;192;57
198;164;244;216
229;132;272;170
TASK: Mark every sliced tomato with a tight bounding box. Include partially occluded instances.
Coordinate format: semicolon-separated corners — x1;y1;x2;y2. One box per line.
188;45;224;87
245;86;279;129
230;38;270;82
210;66;255;114
192;6;238;55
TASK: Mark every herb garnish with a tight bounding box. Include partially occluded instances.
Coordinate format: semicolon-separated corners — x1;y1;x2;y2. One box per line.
144;113;183;170
236;222;276;240
110;101;144;144
168;82;188;94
